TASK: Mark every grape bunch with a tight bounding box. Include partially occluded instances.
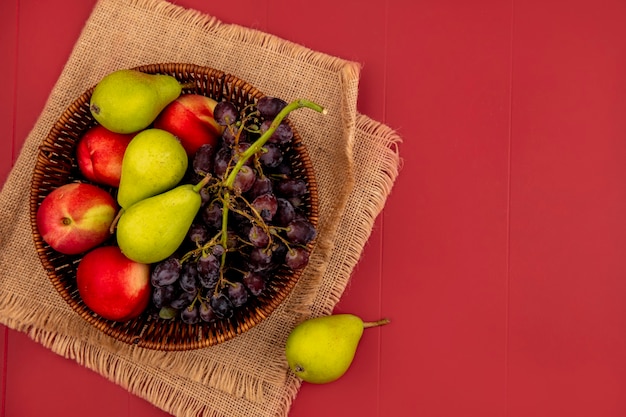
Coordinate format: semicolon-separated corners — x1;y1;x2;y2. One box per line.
149;96;318;324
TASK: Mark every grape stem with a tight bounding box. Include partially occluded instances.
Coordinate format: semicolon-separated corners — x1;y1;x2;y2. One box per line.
223;99;326;189
216;98;325;289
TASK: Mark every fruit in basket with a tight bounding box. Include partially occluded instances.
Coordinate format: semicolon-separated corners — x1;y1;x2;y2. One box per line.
142;98;326;323
117;128;188;209
153;94;225;156
31;61;330;350
116;177;209;264
36;182;117;255
76;125;135;187
285;314;390;384
89;69;182;134
76;245;151;321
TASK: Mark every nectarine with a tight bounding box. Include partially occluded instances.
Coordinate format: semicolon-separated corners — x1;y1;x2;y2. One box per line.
76;245;151;322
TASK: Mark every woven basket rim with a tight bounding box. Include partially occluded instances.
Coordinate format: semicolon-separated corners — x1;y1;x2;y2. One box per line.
29;63;319;351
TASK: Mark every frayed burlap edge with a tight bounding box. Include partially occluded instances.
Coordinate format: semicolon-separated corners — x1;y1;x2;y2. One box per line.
128;0;362;78
311;114;403;312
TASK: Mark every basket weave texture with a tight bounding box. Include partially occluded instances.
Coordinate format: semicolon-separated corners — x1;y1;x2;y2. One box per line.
29;63;320;351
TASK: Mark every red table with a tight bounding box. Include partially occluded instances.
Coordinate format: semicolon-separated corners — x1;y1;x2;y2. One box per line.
3;1;626;416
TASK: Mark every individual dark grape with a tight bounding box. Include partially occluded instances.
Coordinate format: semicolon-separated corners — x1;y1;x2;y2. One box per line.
243;271;266;296
288;196;304;209
193;143;215;175
210;293;234;319
222;124;247;145
271;162;292;177
248;224;270;247
213;146;231;178
248;247;274;271
214;101;239;126
148;308;162;320
230;206;248;224
285;247;310;269
252;193;278;222
275;198;296;226
270;241;288;263
229;143;254;170
199;187;212;205
227;281;249;307
152;284;175;309
233;165;256;193
259;143;283;168
170;289;197;309
237;219;253;237
256;96;287;119
180;304;200;324
197;253;220;289
202;201;223;230
277;178;308;197
180;262;198;293
199;301;217;322
151;257;181;287
286;219;317;244
248;176;273;199
293;208;309;222
187;223;209;246
212;244;225;257
260;120;293;144
271;122;293;144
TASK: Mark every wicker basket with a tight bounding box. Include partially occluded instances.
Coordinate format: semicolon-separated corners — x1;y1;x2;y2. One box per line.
29;63;319;351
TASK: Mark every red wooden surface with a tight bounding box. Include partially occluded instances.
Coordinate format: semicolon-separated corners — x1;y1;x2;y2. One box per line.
2;1;626;416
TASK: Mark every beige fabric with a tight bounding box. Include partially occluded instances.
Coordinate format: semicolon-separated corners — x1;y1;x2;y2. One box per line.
0;0;401;416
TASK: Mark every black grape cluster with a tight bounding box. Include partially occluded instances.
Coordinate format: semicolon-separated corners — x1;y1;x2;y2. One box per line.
149;96;317;324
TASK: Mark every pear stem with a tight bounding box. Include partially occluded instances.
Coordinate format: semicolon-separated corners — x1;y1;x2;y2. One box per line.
180;81;197;90
109;208;124;234
363;318;391;329
110;176;209;235
192;175;211;193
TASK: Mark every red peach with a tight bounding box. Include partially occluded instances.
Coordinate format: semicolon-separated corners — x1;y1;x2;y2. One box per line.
76;125;134;187
36;182;118;255
153;94;224;156
76;245;151;321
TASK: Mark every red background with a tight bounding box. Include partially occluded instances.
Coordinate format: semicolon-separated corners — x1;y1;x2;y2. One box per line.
3;1;626;416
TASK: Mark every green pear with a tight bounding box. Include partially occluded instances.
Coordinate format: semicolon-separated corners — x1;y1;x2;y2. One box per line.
285;314;390;384
116;177;209;264
90;69;182;134
117;128;188;209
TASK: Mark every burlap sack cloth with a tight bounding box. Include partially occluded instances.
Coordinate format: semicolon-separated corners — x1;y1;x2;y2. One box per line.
0;0;401;416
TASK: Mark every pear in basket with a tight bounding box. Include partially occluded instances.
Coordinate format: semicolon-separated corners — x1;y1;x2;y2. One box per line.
116;177;209;265
116;128;188;210
90;69;182;134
